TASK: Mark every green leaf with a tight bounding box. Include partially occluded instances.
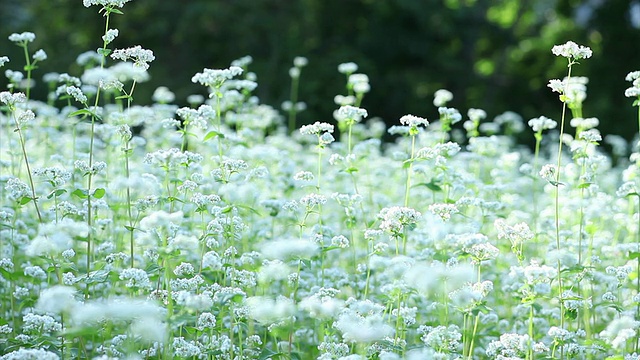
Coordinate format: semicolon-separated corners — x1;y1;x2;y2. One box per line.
145;263;163;275
259;348;284;360
84;269;110;284
629;251;640;260
72;188;89;199
413;181;442;192
124;225;135;232
203;130;225;142
92;188;106;199
577;182;592;189
322;245;341;253
108;8;124;15
97;48;112;57
17;196;33;205
344;166;359;174
402;158;415;168
46;189;67;199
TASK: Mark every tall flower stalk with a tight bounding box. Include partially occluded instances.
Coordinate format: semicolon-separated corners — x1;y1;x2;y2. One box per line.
398;115;429;207
1;92;43;223
284;56;307;134
547;40;592;351
192;66;243;163
527;116;557;234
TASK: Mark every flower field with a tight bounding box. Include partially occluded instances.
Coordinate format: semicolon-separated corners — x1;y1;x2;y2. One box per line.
1;1;639;359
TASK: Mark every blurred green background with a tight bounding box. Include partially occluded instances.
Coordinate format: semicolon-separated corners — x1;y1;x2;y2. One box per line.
1;0;639;145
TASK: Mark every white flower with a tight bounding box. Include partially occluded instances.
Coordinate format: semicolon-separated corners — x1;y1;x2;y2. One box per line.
579;129;601;142
8;32;36;44
0;348;59;360
338;62;358;74
337;105;368;122
246;296;295;324
32;49;47;61
111;45;155;70
130;316;167;343
192;66;243;88
83;0;133;8
335;309;394;343
299;121;334;135
260;238;319;260
528;116;557;132
551;41;592;59
119;268;152;289
464;242;500;263
378;206;421;234
438;107;462;124
102;29;119;44
36;286;78;314
0;56;9;67
399;114;429;128
66;86;87;103
293;56;308;67
539;164;557;182
428;203;458;221
494;219;534;244
433;89;453;106
0;91;27;106
599;316;639;349
300;193;327;208
548;78;565;93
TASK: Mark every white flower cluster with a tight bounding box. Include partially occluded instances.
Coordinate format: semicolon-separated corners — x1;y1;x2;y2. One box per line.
336;105;368;122
102;28;119;44
625;70;640;98
8;32;35;44
0;91;26;106
111;45;155;70
551;41;592;60
438;106;462;124
486;333;548;358
83;0;133;8
66;85;87;103
33;166;72;187
464;242;500;263
192;66;243;89
433;89;453;107
348;73;370;94
338;62;358;75
399;114;429;128
419;324;462;353
494;219;534;245
428;203;458;222
528;116;557;132
378;206;421;234
300;121;334;136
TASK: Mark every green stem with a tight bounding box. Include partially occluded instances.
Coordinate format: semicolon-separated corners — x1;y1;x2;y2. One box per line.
21;44;32;100
404;135;416;207
288;75;300;134
554;64;573;338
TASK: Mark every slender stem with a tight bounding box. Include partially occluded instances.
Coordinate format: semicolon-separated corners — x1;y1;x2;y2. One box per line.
12;116;43;223
554;65;573;337
404;135;416;207
288;75;300;134
21;44;32;100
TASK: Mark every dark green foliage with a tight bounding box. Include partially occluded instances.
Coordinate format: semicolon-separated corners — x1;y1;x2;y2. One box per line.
1;0;638;145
